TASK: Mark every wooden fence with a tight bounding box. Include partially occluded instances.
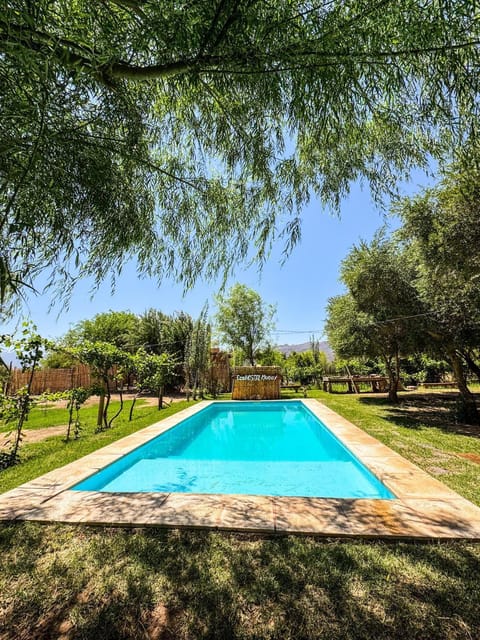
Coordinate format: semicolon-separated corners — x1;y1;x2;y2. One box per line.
209;348;231;392
231;366;281;400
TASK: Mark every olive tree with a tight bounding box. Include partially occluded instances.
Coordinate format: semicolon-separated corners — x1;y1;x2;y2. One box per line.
396;154;480;422
129;349;177;419
327;235;426;402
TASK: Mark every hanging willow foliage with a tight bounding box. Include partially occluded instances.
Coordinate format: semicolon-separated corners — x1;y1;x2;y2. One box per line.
2;1;480;311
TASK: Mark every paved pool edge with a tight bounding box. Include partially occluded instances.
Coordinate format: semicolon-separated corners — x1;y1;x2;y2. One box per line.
1;399;480;539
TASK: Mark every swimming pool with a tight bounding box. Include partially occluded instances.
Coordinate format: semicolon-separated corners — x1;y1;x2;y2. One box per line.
73;401;394;499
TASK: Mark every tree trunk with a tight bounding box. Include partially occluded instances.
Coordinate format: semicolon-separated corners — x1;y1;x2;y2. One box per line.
448;348;479;424
97;390;105;427
129;394;138;421
65;369;75;442
158;386;163;410
107;385;123;428
384;356;399;403
102;379;111;430
462;350;480;384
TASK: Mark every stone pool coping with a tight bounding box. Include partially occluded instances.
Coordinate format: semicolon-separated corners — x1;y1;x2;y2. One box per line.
1;399;480;539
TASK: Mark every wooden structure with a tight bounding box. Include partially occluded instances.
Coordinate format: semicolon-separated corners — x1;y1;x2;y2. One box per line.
281;383;302;393
209;348;231;392
420;381;457;389
322;375;389;394
232;366;281;400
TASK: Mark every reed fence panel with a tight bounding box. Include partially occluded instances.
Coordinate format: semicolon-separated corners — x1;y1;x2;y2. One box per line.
8;365;94;395
231;366;281;400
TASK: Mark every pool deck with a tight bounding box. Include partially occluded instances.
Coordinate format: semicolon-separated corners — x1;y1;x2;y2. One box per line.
1;399;480;539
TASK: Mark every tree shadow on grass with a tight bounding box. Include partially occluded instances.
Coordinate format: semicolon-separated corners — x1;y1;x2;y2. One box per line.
1;524;480;640
358;393;480;438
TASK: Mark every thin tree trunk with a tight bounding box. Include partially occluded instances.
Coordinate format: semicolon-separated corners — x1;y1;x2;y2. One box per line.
66;397;75;442
158;386;163;410
448;348;479;424
102;379;111;430
463;350;480;384
384;356;399;403
394;347;401;393
11;346;40;462
97;389;105;427
129;394;138;421
108;385;123;428
65;369;75;442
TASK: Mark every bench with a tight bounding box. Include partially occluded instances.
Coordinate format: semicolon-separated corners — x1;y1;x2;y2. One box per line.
281;384;302;392
420;382;457;388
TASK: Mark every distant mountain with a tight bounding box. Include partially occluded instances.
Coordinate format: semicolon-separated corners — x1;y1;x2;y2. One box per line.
276;341;334;360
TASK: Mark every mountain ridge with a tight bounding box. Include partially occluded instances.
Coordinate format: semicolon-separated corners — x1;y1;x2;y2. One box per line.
275;341;333;360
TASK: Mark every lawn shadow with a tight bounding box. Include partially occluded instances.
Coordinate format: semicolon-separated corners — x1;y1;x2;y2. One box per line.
2;524;480;640
358;393;480;438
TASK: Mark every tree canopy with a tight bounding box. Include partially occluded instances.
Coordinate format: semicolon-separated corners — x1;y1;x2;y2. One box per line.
63;310;138;351
2;1;480;311
327;155;480;419
327;234;428;401
215;284;275;366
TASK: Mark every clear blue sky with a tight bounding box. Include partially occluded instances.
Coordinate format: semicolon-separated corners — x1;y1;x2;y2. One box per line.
5;169;434;343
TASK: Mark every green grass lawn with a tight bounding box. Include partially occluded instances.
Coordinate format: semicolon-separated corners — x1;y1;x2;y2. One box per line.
1;391;480;639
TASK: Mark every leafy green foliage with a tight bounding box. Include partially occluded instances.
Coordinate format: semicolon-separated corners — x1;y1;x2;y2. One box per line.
129;349;177;416
395;152;480;421
65;387;91;442
397;154;480;353
215;284;275;365
0;323;48;467
327;235;426;401
63;311;139;351
71;341;131;430
284;350;329;387
255;345;285;368
134;309;193;385
2;1;480;309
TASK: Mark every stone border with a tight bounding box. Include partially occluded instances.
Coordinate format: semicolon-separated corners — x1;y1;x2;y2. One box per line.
1;399;480;539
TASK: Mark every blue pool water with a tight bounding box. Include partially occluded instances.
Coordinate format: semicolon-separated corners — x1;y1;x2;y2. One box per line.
73;401;394;499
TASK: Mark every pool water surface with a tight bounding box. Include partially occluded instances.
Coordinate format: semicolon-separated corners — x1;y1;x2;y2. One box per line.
73;401;394;499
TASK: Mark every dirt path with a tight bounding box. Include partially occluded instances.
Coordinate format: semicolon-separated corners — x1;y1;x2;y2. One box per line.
1;425;67;445
39;393;184;409
1;395;185;446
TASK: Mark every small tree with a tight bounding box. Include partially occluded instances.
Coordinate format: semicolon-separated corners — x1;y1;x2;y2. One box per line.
285;350;327;387
64;311;139;351
215;284;275;366
0;323;47;468
129;349;177;419
65;387;91;441
73;341;131;430
256;345;285;368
